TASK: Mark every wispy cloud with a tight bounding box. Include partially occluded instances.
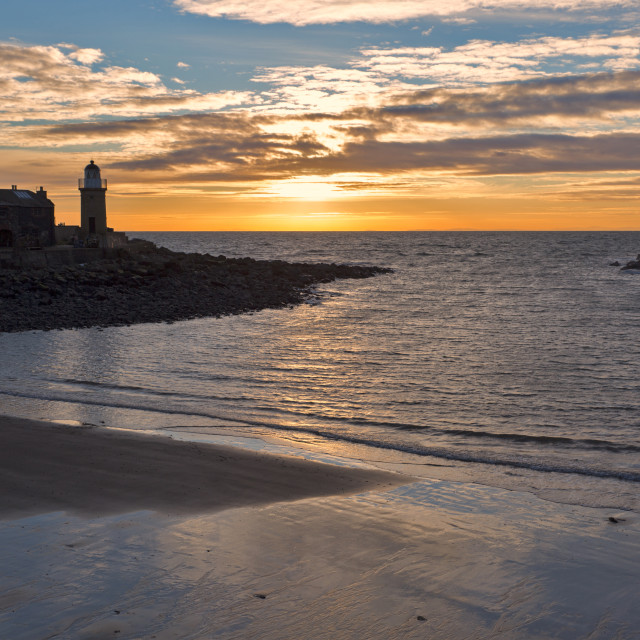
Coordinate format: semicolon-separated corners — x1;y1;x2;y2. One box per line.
299;132;640;176
380;69;640;128
359;34;640;83
173;0;635;25
2;33;636;127
249;34;640;116
0;41;255;123
64;46;105;65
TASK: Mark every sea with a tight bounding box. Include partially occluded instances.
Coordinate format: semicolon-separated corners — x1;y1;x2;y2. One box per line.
2;231;640;513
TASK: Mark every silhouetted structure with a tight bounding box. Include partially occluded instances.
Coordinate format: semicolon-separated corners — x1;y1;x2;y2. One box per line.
79;160;108;246
74;159;127;248
1;161;126;255
0;186;55;248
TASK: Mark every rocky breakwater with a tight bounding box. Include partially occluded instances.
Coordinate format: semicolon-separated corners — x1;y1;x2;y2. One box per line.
0;241;392;333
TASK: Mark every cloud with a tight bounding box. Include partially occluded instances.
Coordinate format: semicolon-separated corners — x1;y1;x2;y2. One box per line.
173;0;635;25
0;41;255;123
68;47;105;65
245;34;640;118
358;35;640;84
297;132;640;176
541;175;640;201
31;106;640;185
252;65;413;114
26;111;324;179
107;114;330;179
379;69;640;128
177;61;190;68
3;32;636;129
442;17;476;25
4;33;640;201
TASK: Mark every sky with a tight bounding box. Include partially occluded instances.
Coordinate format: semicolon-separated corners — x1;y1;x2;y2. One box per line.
2;1;640;231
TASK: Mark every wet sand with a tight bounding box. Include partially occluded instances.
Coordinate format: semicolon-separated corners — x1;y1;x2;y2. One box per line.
0;415;403;519
1;415;639;639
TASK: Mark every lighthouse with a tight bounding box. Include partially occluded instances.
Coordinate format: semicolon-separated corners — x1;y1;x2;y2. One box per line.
78;160;107;242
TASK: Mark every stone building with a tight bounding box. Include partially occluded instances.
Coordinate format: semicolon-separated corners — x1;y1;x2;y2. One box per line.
0;186;55;248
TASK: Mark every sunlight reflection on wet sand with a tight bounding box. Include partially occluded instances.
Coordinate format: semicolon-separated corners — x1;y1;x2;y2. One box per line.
1;479;638;639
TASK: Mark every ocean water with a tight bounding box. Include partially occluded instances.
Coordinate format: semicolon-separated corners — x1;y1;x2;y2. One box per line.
2;231;640;512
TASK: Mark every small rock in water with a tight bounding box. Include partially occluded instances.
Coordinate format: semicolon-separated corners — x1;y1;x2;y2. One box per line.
609;261;620;266
254;593;267;599
417;615;427;621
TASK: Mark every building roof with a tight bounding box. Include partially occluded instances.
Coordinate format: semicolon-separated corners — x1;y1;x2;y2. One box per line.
0;189;53;207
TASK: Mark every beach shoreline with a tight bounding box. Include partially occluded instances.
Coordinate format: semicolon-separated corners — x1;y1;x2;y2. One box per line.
0;415;405;520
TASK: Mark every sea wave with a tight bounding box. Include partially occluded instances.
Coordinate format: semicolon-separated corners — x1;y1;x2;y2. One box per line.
3;389;639;485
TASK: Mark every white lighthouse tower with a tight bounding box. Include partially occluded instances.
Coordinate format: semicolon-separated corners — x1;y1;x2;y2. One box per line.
79;160;107;243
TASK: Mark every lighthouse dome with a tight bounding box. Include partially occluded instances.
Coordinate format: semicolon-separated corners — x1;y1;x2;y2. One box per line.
82;159;105;188
84;160;101;177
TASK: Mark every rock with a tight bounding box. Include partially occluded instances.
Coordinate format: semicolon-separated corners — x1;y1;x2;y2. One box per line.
0;242;392;333
608;515;626;523
609;261;620;266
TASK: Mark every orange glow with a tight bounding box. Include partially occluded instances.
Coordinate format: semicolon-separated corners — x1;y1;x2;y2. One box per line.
6;150;640;232
262;178;344;201
50;193;640;232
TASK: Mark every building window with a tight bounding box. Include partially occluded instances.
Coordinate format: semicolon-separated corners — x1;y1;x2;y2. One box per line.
89;217;96;234
0;229;12;247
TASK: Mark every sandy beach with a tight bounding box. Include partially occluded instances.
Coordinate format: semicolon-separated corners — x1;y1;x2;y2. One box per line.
0;415;402;518
1;415;639;639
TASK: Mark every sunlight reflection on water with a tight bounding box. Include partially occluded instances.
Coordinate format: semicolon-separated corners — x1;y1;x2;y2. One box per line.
2;231;640;511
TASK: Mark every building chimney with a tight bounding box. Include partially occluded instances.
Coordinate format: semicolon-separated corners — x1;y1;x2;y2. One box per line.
37;186;47;198
11;185;17;190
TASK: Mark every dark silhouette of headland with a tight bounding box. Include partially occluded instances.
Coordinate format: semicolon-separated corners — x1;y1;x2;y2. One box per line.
0;162;391;332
